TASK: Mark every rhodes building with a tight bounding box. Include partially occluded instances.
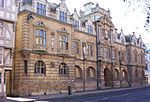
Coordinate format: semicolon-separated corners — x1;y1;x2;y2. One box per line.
11;0;146;96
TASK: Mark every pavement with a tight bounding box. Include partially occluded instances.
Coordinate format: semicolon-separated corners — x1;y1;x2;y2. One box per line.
4;86;147;102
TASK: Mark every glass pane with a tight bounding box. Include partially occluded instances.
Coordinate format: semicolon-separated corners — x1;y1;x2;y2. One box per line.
44;31;46;38
40;38;42;45
66;36;68;42
60;41;62;48
43;38;46;46
51;37;54;46
36;29;39;36
66;42;68;50
44;5;46;10
41;68;44;73
37;2;39;7
40;30;43;36
40;4;42;9
38;67;40;73
36;3;39;14
0;27;3;36
63;36;66;42
36;37;39;44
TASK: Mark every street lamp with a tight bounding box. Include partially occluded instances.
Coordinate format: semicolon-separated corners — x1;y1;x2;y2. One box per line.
67;80;74;95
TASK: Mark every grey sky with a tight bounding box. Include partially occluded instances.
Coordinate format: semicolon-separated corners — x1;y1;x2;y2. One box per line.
50;0;150;43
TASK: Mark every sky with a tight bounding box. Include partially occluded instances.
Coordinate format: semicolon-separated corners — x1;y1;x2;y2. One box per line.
50;0;150;44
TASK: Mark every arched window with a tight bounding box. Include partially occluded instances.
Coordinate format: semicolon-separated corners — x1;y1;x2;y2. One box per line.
114;69;119;80
140;53;144;64
59;63;68;75
86;67;96;78
142;70;145;79
135;70;138;80
75;65;82;79
34;61;46;75
122;70;128;80
134;50;137;63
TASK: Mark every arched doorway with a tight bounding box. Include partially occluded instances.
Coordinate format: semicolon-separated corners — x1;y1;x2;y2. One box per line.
104;68;112;87
142;70;146;81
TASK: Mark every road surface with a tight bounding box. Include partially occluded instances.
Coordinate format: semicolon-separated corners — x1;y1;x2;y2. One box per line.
38;86;150;102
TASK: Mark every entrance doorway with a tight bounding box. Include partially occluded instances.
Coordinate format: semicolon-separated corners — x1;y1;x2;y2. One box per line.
104;68;112;87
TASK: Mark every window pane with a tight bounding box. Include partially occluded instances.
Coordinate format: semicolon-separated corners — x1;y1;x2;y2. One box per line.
66;42;68;50
43;31;46;46
35;61;46;74
40;4;42;15
0;27;2;37
41;68;44;73
36;29;39;36
40;38;42;45
36;3;39;14
64;68;66;74
36;37;39;44
40;30;43;36
43;31;46;37
59;11;67;22
43;38;46;46
51;36;55;46
44;5;46;15
24;60;28;75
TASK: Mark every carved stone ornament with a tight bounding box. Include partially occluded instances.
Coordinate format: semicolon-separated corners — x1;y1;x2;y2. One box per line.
50;62;55;68
33;21;45;27
57;27;68;34
21;50;30;59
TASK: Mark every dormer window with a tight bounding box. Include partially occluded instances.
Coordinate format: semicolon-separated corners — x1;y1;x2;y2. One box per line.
36;2;46;16
22;0;32;5
59;11;67;23
73;20;79;29
121;37;124;43
87;25;93;34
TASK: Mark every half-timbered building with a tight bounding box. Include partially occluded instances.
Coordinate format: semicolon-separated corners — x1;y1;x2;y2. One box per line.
0;0;17;97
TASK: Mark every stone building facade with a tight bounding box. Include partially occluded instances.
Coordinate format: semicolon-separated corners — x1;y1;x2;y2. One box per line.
12;0;146;96
0;0;17;97
145;44;150;84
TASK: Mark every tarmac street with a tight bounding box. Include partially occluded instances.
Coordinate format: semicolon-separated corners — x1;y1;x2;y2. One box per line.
38;86;150;102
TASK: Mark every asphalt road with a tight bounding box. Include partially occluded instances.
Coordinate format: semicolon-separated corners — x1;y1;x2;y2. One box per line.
39;86;150;102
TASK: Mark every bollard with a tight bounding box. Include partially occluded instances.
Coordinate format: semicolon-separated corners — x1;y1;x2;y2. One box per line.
68;86;71;95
